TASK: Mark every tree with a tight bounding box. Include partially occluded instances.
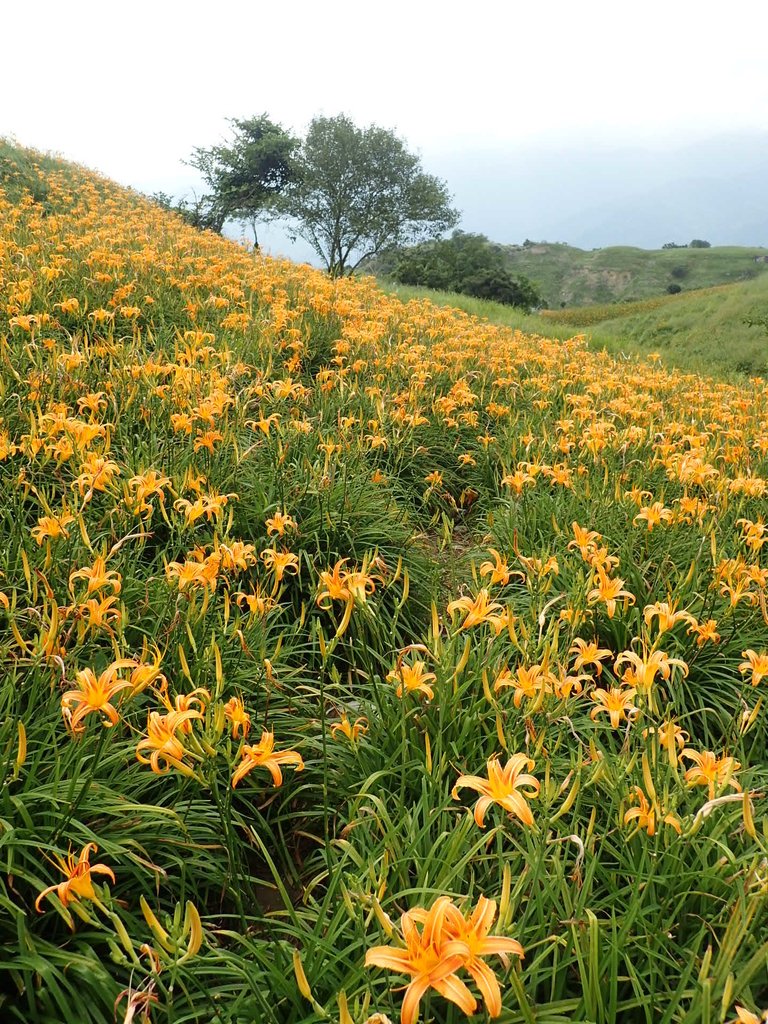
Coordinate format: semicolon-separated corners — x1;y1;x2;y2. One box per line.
282;115;459;277
689;239;711;248
392;231;495;290
388;231;543;311
186;115;299;243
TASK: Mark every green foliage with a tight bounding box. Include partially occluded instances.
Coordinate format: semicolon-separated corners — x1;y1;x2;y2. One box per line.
148;190;220;231
666;283;683;294
690;239;712;248
282;114;459;277
186;115;299;238
388;231;543;311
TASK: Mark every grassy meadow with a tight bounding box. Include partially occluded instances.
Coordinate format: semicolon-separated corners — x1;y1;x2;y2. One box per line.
560;276;768;377
1;147;767;1024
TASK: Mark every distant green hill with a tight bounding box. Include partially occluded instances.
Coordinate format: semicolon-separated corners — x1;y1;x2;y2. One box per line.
498;241;768;307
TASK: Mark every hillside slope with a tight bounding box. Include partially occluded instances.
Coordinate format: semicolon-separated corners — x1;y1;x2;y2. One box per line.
382;276;768;377
2;143;768;1024
542;274;768;375
500;241;768;307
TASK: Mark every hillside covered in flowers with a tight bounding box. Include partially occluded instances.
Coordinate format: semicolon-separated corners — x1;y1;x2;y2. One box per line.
0;148;767;1024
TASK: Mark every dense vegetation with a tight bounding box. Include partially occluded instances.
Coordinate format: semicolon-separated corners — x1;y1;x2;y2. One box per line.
383;275;768;379
160;114;458;277
1;145;767;1024
376;232;543;311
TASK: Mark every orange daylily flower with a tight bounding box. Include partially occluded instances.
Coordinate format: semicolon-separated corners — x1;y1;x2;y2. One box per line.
739;650;768;687
494;664;555;707
614;648;688;694
366;894;523;1024
439;896;525;1017
643;720;689;765
166;557;219;592
223;696;251;739
231;730;304;788
330;714;368;742
623;786;681;837
589;687;639;729
129;644;167;695
568;521;601;560
61;659;136;733
69;553;122;596
235;586;276;618
453;754;540;828
136;709;202;775
688;618;720;647
682;748;741;801
634;501;674;531
316;558;377;635
479;549;516;586
365;896;475;1024
642;600;696;633
388;660;437;700
587;569;635;618
730;1007;768;1024
31;511;76;546
316;558;352;607
570;637;612;676
126;469;171;520
163;688;210;729
265;510;297;536
35;842;115;913
447;589;505;631
174;491;233;526
261;548;300;590
736;516;768;552
216;540;257;574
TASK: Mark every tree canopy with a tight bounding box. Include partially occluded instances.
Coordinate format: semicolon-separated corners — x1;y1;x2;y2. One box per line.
186;115;299;242
281;115;459;277
388;231;543;311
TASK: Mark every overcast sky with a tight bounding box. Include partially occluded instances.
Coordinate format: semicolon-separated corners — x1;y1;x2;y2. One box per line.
3;0;768;254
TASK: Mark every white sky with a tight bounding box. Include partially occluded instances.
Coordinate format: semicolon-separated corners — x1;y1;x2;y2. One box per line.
3;0;768;253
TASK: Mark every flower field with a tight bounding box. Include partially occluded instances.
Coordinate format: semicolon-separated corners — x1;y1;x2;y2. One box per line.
1;149;767;1024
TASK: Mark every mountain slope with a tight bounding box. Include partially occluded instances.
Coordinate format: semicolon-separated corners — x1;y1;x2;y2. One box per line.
500;241;768;307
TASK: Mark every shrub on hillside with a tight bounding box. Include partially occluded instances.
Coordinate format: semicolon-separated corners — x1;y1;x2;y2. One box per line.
390;230;543;310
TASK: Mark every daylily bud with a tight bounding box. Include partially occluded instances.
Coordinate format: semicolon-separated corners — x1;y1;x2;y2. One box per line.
292;949;312;1001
